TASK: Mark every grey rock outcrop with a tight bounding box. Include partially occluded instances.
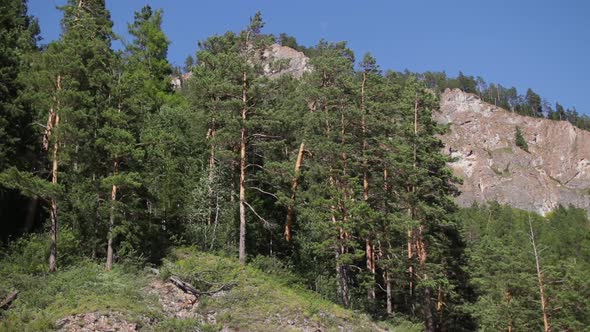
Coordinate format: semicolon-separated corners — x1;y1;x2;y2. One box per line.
261;44;311;79
171;44;310;89
437;89;590;215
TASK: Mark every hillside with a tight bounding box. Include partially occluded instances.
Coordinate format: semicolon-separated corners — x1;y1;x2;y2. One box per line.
0;246;403;331
437;89;590;215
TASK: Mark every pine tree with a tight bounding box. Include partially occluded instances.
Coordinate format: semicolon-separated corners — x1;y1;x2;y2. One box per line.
391;76;460;330
99;5;174;270
295;40;362;307
0;0;38;170
526;88;542;117
186;12;274;263
515;126;528;152
28;0;117;270
0;0;41;240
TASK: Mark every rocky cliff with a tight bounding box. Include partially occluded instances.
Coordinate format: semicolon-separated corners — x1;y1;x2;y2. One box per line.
437;89;590;214
175;45;589;214
172;44;310;89
261;43;311;78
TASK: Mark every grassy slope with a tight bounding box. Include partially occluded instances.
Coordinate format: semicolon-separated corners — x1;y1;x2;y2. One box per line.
161;247;400;332
0;243;419;331
0;260;162;331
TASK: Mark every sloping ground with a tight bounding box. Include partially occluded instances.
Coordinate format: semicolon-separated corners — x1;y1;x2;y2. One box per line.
0;247;404;331
437;89;590;215
156;248;389;332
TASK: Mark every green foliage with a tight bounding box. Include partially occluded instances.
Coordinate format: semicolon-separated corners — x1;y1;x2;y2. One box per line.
0;167;59;198
161;248;382;331
0;0;38;170
0;228;79;276
458;204;590;331
0;260;159;331
515;126;529;152
1;5;587;331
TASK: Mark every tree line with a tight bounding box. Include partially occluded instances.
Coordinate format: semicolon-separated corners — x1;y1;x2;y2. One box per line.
1;1;588;331
416;70;589;130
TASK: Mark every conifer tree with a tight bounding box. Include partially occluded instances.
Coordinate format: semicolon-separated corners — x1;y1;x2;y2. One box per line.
296;41;362;307
186;12;274;263
30;0;117;270
100;5;174;270
0;0;41;240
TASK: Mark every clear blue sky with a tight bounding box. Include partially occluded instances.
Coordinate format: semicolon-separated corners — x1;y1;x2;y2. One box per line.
29;0;590;114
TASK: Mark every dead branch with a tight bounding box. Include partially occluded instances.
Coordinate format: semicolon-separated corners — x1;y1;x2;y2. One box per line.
248;186;279;199
246;163;264;170
244;201;275;230
0;290;18;310
168;276;236;297
250;134;282;140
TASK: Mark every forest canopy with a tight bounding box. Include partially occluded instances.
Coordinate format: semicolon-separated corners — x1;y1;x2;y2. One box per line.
0;1;588;331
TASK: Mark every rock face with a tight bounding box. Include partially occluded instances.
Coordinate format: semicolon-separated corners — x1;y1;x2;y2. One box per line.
171;44;310;89
437;89;590;215
261;44;311;78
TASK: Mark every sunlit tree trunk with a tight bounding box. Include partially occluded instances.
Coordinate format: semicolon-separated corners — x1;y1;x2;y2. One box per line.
360;70;377;301
207;99;217;225
529;217;551;332
417;225;435;332
284;141;305;241
106;161;118;271
407;97;419;298
238;71;248;264
46;75;62;273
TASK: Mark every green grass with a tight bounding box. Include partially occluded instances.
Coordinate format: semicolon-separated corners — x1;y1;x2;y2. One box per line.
0;260;161;331
0;237;413;331
160;247;384;332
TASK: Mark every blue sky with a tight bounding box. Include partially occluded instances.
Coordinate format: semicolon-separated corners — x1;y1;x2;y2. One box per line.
29;0;590;114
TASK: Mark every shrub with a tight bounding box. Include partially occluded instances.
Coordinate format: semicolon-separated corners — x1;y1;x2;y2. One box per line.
515;126;529;152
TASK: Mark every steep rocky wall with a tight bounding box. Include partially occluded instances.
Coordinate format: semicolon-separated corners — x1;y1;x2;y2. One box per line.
437;89;590;214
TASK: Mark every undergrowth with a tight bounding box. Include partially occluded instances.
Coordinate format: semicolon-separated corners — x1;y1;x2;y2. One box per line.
0;238;417;331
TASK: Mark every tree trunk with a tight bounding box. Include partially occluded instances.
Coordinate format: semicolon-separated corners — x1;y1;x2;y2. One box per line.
423;285;436;332
106;174;118;271
329;197;351;308
48;145;58;273
407;223;415;298
360;71;376;301
207;100;217;225
505;289;513;332
437;284;444;329
417;225;435;332
238;71;248;264
48;75;62;273
285;141;305;242
529;217;551;332
366;239;376;300
408;96;420;297
361;71;369;203
336;248;351;308
385;270;393;316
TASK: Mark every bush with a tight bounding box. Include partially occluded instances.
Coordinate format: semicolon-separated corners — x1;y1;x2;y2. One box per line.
249;255;299;285
515;126;529;152
0;227;82;276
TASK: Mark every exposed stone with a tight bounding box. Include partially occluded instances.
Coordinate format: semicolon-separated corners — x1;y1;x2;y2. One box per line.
147;278;201;319
171;43;310;89
437;89;590;215
261;44;311;79
56;312;141;332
